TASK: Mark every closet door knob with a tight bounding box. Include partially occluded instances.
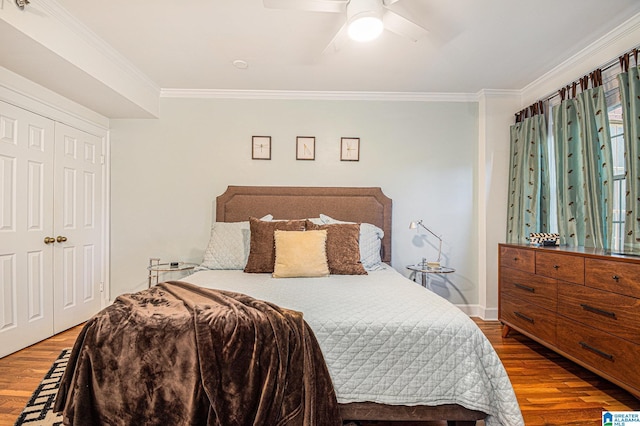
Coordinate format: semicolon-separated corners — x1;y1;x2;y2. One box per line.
44;237;55;244
56;236;67;243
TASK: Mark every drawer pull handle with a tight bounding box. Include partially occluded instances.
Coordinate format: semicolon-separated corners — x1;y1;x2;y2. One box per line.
553;265;560;269
612;275;620;282
514;311;534;323
579;341;614;361
580;304;617;319
514;283;535;293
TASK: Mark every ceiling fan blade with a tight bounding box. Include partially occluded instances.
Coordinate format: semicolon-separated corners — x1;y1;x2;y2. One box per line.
321;22;349;56
383;10;429;42
263;0;347;13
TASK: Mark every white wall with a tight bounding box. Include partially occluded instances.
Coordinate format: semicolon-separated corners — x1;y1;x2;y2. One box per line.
110;97;479;306
477;91;521;319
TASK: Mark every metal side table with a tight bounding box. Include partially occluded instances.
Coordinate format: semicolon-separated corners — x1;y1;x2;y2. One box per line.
147;258;198;287
406;262;455;290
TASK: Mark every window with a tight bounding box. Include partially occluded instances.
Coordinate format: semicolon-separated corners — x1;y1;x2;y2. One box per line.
609;104;625;251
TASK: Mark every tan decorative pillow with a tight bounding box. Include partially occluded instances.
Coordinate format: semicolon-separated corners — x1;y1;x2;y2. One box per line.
273;230;329;278
244;217;306;273
305;221;367;275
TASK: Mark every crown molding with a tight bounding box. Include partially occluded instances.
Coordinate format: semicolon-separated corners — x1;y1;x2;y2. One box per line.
160;88;479;102
476;89;521;98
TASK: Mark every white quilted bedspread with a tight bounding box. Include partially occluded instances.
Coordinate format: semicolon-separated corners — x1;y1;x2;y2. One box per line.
184;266;524;426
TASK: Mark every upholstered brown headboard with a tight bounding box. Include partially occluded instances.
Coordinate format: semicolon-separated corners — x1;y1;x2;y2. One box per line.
216;186;392;263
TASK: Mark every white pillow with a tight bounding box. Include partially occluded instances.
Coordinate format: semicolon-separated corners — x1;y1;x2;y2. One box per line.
319;214;384;271
199;214;273;270
200;222;250;270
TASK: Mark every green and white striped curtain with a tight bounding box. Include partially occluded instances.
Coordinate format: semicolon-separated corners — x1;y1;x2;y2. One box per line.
618;51;640;250
506;103;550;244
553;71;613;248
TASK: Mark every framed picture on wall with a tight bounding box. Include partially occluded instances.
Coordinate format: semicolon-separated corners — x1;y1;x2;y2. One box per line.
296;136;315;160
340;137;359;161
252;136;271;160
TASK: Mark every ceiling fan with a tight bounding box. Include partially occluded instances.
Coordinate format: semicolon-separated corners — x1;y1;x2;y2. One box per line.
263;0;429;54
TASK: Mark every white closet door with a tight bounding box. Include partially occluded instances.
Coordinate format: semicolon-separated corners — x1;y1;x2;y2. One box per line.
0;101;55;357
53;122;103;333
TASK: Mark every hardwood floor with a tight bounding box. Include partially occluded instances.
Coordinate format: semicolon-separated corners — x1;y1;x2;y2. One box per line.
0;325;83;426
0;320;637;426
474;319;639;426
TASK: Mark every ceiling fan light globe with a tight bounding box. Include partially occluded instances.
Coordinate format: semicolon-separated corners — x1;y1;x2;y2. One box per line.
348;16;384;42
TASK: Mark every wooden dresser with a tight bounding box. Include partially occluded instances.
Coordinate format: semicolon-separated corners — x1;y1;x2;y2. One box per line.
498;243;640;398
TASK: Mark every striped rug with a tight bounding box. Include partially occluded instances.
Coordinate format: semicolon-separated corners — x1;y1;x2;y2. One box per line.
14;349;69;426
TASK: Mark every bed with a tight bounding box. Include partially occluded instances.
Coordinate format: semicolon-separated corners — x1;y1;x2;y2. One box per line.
56;186;523;426
196;186;522;425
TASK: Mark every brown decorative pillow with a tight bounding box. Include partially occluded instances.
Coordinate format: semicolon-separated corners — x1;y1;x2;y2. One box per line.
244;217;306;273
306;220;367;275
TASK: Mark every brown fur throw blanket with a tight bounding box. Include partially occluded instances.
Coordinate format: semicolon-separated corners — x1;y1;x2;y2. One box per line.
54;281;341;426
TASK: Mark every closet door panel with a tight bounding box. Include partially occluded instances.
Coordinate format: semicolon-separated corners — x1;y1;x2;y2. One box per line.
0;100;54;357
0;254;17;329
53;122;103;333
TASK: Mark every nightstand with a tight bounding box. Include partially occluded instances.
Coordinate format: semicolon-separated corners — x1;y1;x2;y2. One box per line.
147;258;198;287
406;262;455;289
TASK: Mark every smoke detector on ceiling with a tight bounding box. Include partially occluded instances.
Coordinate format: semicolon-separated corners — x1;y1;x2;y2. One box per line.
232;60;249;70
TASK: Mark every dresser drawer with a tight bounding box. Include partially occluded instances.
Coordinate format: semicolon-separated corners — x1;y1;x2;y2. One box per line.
536;251;584;284
586;258;640;298
499;246;535;273
501;297;556;344
556;316;640;394
500;267;557;311
558;282;640;345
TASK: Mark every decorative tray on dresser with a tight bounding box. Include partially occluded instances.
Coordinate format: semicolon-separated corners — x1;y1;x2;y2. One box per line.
498;243;640;399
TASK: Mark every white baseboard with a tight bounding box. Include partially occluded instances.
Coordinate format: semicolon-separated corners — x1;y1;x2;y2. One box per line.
456;304;499;321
